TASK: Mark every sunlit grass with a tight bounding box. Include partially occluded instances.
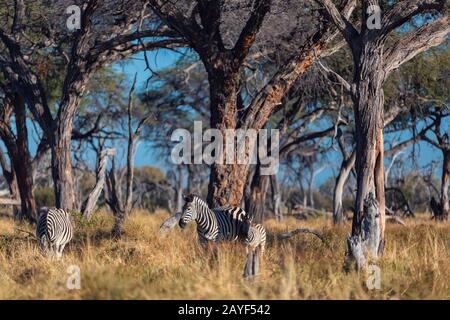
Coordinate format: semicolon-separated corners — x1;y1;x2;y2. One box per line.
0;209;449;299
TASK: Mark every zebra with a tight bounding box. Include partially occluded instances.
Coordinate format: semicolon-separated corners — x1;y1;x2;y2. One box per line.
178;194;266;255
245;223;266;256
36;207;74;259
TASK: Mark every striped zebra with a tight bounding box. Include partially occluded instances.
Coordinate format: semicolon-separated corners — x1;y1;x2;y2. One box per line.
245;224;266;256
36;207;74;259
178;194;266;255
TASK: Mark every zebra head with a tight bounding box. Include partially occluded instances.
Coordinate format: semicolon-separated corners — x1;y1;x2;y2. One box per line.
179;194;198;229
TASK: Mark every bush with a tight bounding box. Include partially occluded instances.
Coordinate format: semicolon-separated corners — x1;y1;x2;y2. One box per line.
34;187;55;208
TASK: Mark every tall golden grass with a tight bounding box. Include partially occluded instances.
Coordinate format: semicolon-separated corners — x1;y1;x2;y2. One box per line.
0;209;449;299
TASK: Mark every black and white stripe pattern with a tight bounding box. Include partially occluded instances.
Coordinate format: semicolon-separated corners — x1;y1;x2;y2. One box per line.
245;224;266;256
179;194;266;254
36;207;73;259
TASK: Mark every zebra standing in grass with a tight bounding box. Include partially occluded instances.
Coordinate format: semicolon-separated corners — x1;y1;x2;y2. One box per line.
178;194;266;255
245;224;266;256
36;207;74;259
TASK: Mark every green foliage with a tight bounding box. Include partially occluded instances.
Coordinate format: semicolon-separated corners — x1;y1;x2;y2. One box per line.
384;46;449;130
34;186;55;208
134;166;166;183
78;172;96;199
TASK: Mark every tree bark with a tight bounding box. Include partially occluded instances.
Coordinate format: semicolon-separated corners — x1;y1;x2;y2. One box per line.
13;93;37;221
440;149;449;220
187;164;196;194
82;148;115;220
270;174;283;221
0;149;19;217
245;163;270;223
333;150;356;224
52;124;76;210
206;65;246;207
0;93;36;221
175;166;184;212
106;156;125;238
351;44;385;240
374;128;386;248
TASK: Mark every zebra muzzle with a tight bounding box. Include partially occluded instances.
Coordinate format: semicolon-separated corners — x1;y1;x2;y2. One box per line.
179;220;187;229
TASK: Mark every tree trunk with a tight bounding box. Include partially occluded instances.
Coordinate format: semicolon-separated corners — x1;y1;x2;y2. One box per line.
270;174;283;221
245;164;270;223
333;150;356;224
374;128;386;249
125;132;135;215
440;149;449;220
206;63;249;207
347;45;386;267
187;164;196;194
175;167;184;212
106;156;125;238
82;148;115;220
52;124;76;210
351;45;385;240
52;66;91;210
308;170;315;209
0;93;37;221
0;149;19;217
13;94;37;221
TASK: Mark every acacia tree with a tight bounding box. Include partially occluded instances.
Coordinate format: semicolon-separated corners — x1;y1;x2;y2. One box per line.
391;47;449;220
420;110;449;220
147;0;356;207
0;83;37;221
315;0;449;266
0;0;183;210
243;61;341;222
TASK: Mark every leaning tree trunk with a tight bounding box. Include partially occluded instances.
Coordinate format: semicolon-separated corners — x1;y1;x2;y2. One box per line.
333;150;356;225
82;148;115;220
245;163;270;223
440;149;450;220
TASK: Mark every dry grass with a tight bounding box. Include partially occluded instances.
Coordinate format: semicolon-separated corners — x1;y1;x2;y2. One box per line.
0;209;449;299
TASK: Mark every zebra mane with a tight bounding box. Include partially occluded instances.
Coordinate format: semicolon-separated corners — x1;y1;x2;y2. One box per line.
187;195;216;218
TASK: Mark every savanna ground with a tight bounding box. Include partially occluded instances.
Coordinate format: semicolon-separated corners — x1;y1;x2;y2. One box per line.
0;209;449;299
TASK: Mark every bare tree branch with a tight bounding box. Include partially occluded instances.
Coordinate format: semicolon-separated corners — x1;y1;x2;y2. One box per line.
384;15;450;74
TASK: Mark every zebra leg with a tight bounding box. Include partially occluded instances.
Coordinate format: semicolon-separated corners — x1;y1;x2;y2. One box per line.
48;244;56;260
56;244;65;260
259;242;265;257
199;238;209;253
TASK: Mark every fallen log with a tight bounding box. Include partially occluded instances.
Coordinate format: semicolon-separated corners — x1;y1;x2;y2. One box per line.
0;198;21;206
276;228;330;248
159;212;182;236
